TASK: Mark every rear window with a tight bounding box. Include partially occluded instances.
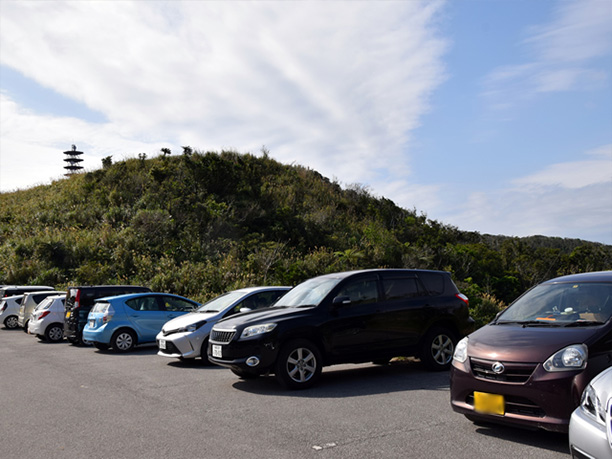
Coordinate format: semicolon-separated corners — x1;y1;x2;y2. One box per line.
91;302;111;314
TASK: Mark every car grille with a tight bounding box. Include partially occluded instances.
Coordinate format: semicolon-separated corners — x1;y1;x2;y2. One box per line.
210;329;236;344
467;393;545;418
470;358;537;383
159;341;181;355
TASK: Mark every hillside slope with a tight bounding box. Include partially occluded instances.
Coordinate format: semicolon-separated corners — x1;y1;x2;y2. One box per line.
1;150;610;323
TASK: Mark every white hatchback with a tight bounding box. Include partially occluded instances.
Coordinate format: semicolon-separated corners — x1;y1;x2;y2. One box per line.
28;294;66;342
0;294;24;329
157;287;290;362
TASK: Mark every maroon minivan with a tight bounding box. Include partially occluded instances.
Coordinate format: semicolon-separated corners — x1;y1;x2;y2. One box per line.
450;271;612;433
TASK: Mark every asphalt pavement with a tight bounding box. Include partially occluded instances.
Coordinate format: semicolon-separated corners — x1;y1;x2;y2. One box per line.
0;328;569;459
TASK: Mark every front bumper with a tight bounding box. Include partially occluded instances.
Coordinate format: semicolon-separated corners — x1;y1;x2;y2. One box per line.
157;332;201;359
450;358;584;433
207;338;279;374
569;406;612;459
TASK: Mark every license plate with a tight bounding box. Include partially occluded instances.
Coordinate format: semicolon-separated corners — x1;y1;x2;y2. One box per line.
212;344;222;358
474;392;505;415
89;319;95;328
159;339;166;350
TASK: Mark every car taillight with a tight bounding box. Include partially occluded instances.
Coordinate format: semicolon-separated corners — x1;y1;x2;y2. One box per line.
38;311;51;320
74;289;81;309
456;293;469;306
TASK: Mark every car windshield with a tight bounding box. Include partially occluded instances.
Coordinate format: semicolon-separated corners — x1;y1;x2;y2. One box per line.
496;282;612;326
197;291;245;313
274;277;343;308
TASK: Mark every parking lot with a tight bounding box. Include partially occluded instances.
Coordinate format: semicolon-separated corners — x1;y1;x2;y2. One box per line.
1;329;569;459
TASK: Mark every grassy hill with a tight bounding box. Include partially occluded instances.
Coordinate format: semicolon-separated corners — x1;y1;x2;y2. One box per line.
1;150;610;326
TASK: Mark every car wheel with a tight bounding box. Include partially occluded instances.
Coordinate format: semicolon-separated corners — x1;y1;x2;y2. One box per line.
22;319;29;333
275;339;322;389
93;342;110;351
111;330;136;352
45;324;64;342
4;315;19;329
231;368;259;380
420;327;456;371
36;334;45;340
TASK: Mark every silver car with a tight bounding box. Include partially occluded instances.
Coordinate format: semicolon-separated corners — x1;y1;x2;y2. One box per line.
569;366;612;459
28;294;66;342
157;286;290;362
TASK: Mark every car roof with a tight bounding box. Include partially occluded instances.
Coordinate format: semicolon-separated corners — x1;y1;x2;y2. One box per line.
229;286;292;294
96;292;198;302
543;270;612;284
313;268;450;280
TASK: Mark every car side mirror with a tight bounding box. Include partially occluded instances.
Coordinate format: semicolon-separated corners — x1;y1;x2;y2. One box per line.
239;307;252;313
332;296;351;306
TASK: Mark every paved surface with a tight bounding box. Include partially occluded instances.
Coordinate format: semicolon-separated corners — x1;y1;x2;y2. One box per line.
0;328;569;458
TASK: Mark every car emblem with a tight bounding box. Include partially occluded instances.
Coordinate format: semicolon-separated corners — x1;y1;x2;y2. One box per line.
492;362;505;374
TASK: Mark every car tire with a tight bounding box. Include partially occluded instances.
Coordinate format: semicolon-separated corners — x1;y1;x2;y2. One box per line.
274;339;322;389
420;327;456;371
111;329;136;353
93;342;110;351
231;368;259;380
4;315;19;329
45;324;64;342
22;319;29;333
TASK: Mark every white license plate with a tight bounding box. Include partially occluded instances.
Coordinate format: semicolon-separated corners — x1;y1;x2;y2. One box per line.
88;320;95;328
159;339;166;350
212;344;222;358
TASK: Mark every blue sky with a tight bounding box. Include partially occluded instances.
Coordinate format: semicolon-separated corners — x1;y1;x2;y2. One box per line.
1;0;611;244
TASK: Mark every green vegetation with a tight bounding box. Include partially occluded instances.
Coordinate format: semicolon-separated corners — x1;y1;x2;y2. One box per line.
1;150;610;326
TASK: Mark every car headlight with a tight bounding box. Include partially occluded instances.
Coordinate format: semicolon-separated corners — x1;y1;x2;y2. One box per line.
453;337;468;363
179;321;206;333
543;344;587;372
580;383;605;425
240;323;277;339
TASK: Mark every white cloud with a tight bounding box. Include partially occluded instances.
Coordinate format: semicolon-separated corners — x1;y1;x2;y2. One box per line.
0;0;448;191
445;145;612;243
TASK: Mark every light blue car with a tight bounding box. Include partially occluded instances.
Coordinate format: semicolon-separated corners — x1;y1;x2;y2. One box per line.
83;293;199;352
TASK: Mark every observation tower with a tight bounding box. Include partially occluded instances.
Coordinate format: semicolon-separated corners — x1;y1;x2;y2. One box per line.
63;145;84;176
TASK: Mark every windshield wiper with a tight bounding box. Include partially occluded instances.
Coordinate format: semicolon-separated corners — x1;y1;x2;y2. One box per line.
495;320;562;327
563;321;604;327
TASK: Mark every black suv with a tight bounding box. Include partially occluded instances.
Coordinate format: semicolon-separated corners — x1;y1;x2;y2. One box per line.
64;285;151;345
208;269;473;389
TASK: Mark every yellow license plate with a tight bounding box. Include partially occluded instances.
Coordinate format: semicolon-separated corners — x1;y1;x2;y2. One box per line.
65;311;71;319
474;392;505;415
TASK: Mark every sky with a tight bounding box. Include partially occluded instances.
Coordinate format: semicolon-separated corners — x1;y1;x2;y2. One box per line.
1;0;611;245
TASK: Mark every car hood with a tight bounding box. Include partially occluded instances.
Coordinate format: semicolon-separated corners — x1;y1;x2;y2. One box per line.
162;311;220;331
468;324;604;362
214;306;310;329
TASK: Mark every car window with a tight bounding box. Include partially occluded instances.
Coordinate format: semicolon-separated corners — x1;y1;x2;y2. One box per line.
336;279;379;305
416;272;445;295
162;296;196;312
126;296;161;312
382;277;424;300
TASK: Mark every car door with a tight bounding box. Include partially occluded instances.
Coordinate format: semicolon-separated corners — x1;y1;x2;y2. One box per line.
378;273;431;348
124;295;168;342
323;275;385;360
